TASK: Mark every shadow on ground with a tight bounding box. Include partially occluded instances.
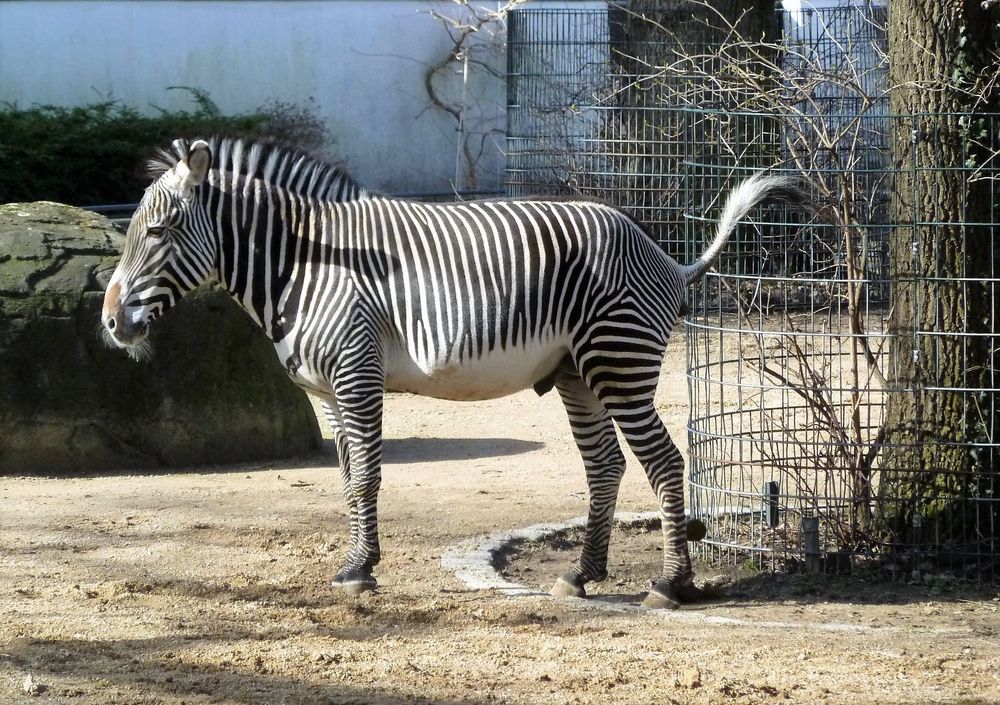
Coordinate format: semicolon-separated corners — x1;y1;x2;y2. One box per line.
500;524;1000;609
382;437;544;464
4;436;545;480
3;634;483;705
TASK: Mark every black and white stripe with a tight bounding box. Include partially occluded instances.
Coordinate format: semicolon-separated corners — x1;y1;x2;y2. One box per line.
105;136;803;607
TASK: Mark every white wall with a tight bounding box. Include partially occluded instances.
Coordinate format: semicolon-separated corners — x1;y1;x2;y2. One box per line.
2;0;573;196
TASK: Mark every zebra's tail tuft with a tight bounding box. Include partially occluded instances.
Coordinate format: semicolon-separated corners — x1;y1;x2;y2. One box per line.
681;172;809;286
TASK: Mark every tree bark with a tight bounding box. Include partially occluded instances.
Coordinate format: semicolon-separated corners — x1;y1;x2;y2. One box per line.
881;1;999;556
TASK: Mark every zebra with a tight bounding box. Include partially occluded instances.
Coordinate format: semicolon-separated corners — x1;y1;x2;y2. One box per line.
102;136;804;609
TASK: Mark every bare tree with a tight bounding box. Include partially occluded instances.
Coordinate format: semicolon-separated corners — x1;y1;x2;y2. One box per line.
425;0;527;192
634;1;891;555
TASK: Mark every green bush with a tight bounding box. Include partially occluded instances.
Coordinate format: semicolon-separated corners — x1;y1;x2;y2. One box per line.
0;88;330;206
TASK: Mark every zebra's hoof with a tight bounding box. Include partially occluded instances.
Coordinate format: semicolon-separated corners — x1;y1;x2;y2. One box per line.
332;570;377;595
550;572;587;598
642;586;680;610
643;578;708;609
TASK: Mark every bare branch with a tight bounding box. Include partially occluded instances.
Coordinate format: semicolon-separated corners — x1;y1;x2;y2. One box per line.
423;0;528;190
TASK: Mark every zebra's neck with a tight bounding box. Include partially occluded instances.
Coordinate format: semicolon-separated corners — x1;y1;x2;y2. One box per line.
205;172;369;342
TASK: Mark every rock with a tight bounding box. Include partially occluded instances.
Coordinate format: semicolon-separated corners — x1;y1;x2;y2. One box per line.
678;667;702;689
0;202;322;473
22;673;45;695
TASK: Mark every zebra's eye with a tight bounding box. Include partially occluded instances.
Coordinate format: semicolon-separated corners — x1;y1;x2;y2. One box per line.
146;225;167;239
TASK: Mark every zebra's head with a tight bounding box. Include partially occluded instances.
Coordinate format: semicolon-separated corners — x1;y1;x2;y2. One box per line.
102;140;215;358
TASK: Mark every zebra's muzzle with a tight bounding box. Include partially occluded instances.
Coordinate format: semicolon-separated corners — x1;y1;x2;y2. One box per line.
103;313;149;348
102;282;152;351
101;313;152;362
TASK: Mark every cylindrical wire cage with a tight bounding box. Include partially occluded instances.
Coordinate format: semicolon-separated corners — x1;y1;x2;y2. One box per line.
506;2;1000;579
682;103;891;573
684;108;1000;580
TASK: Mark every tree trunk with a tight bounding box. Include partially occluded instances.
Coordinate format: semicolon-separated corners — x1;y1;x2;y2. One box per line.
881;1;999;559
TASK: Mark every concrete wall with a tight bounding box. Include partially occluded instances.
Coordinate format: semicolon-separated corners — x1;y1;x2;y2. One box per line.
1;0;598;197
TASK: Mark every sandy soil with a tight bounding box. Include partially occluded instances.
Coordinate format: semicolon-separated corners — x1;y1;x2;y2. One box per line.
2;344;1000;705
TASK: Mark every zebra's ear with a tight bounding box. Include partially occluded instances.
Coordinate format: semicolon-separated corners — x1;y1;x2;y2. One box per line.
177;140;212;194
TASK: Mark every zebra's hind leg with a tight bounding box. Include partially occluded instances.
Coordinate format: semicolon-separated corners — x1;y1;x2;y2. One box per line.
602;399;702;609
549;370;627;599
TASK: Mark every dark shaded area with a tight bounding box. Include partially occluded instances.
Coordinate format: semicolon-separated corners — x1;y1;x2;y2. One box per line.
4;634;483;705
0;202;321;474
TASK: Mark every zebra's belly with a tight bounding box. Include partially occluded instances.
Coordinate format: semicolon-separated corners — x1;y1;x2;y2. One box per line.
385;340;568;401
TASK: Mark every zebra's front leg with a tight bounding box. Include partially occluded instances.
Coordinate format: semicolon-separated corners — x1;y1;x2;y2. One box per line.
322;401;360;555
328;378;385;595
550;372;626;599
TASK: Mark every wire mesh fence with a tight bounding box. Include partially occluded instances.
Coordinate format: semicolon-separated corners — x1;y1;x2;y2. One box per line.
507;6;717;258
507;2;1000;580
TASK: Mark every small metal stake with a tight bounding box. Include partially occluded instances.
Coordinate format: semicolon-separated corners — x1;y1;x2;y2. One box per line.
911;512;922;582
802;516;821;573
765;481;779;528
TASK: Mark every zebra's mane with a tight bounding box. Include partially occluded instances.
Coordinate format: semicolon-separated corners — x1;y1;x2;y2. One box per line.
145;136;369;200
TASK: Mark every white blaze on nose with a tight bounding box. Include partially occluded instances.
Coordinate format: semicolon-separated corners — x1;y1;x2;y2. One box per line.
102;271;123;322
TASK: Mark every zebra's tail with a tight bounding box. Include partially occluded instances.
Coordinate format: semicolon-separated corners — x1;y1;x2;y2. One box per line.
681;172;808;286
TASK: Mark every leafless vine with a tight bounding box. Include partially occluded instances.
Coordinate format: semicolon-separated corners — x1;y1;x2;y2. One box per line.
425;0;527;192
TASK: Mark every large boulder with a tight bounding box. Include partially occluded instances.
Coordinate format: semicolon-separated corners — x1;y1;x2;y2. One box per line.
0;202;322;474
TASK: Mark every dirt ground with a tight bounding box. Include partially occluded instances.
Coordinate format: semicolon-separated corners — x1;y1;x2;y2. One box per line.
2;343;1000;705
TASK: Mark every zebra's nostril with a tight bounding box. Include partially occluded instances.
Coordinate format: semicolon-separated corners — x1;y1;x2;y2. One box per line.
107;317;116;331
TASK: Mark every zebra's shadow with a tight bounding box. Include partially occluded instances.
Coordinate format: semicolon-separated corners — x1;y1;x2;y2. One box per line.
318;437;545;465
382;437;545;464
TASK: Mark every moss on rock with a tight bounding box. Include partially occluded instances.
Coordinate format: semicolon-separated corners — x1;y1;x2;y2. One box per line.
0;202;321;474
